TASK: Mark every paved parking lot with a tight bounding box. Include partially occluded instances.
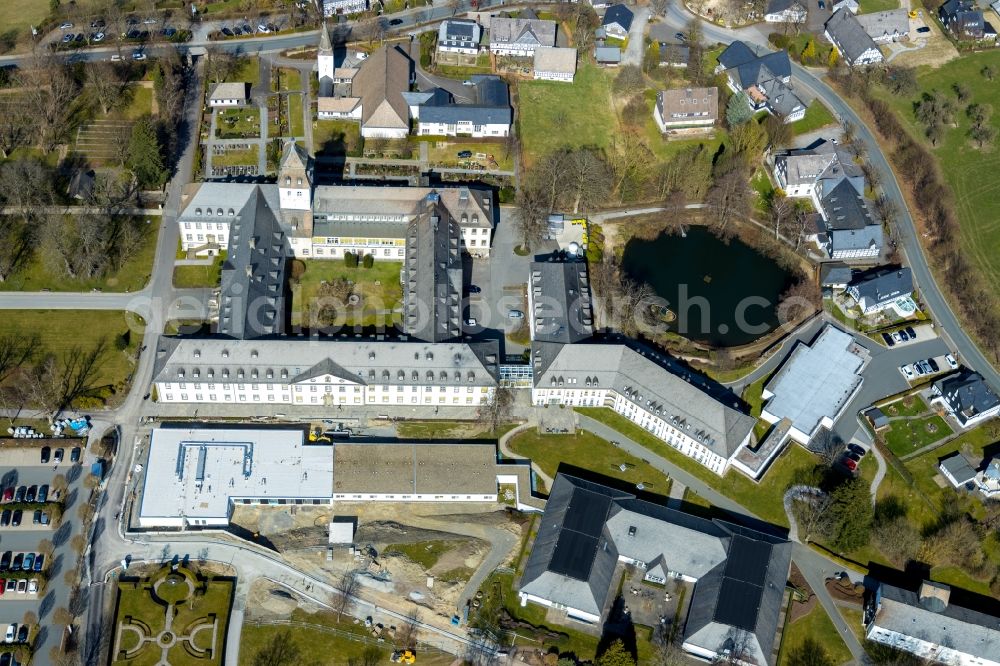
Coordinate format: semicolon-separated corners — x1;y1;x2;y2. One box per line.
0;444;89;662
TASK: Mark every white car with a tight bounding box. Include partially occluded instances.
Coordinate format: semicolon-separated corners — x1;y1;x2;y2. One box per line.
93;32;105;42
891;331;903;343
465;318;477;327
4;624;14;643
27;579;38;594
945;354;958;369
59;21;74;29
257;23;270;33
110;54;122;61
508;310;524;319
899;364;915;380
143;18;158;24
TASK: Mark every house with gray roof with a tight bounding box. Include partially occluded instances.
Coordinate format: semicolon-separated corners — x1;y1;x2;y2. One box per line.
489;17;557;56
864;580;1000;666
819;262;854;289
765;0;807;23
531;342;756;475
716;42;805;123
657;41;690;67
817;179;882;259
939;453;978;489
209;82;251;107
595;45;622;65
825;9;884;66
528;260;594;344
773;138;864;202
846;266;912;314
939;0;994;40
401;195;463;343
856;9;910;43
437;19;482;56
415;75;512;138
602;4;634;39
519;474;791;664
654;87;718;132
533;46;577;82
932;370;1000;428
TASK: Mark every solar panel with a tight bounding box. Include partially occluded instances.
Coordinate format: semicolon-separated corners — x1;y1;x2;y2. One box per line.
714;578;761;632
563;489;612;538
549;530;599;580
724;536;771;587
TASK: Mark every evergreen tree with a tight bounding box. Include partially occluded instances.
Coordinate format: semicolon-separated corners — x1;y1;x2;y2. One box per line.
126;115;167;189
828;48;839;68
726;92;754;127
596;640;636;666
802;38;817;63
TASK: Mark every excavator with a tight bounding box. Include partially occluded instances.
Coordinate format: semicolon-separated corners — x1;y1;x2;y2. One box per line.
390;650;416;664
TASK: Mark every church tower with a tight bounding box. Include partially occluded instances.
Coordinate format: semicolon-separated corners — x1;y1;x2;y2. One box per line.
278;140;312;212
317;23;335;96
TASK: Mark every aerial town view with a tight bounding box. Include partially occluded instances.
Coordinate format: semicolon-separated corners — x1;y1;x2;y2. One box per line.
2;0;1000;664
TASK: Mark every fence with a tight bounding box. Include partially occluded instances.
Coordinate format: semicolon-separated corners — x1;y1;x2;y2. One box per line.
244;618;455;658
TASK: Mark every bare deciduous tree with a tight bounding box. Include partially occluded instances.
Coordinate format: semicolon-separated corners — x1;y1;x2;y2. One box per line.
87;62;127;115
20;55;79;153
478;386;514;433
333;570;359;619
513;185;548;252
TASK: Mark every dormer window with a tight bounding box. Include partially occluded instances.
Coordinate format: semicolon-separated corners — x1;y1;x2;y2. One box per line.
195;208;202;215
285;176;291;185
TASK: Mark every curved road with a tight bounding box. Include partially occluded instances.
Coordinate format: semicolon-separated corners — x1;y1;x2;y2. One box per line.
660;2;1000;391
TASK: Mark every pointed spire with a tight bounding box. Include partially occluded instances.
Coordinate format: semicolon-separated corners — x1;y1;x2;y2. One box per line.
319;22;333;55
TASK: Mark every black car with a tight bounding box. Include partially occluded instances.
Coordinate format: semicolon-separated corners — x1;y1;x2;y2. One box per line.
71;447;81;463
16;625;27;643
0;510;9;527
927;357;940;372
468;285;482;294
389;18;404;25
25;486;36;503
0;649;9;665
881;332;895;347
675;32;687;41
40;446;50;464
32;554;43;572
898;329;909;341
13;487;24;503
37;485;48;503
31;510;41;525
11;510;21;527
54;448;64;463
917;26;930;33
846;451;862;463
221;27;234;36
457;150;473;158
906;325;916;339
847;443;866;457
163;27;177;37
11;553;22;571
0;551;10;572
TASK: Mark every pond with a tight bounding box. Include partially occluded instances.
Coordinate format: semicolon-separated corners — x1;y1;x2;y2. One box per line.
622;226;795;347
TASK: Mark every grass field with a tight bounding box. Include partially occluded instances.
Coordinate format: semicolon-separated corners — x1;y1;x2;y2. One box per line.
872;51;1000;304
518;63;615;164
508;429;674;494
858;0;900;12
276;67;302;92
882;414;953;457
173;258;224;288
427;140;515;171
313;119;363;157
394;421;517;440
0;221;156;292
384;540;461;569
793;99;838;136
0;310;139;392
577;408;820;526
778;602;854;666
879;394;928;418
216;108;260;139
903;422;994;514
212;146;258;167
223;57;260;86
290;260;402;327
289;94;304;137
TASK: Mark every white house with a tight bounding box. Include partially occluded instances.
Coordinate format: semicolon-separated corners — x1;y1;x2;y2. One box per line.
601;4;634;40
931;371;1000;429
845;267;913;314
414;76;511;138
208;82;250;107
532;46;577;82
654;86;718;132
436;19;481;56
856;9;910;43
489;17;557;56
832;0;860;12
765;0;807;23
825;9;884;66
320;0;367;16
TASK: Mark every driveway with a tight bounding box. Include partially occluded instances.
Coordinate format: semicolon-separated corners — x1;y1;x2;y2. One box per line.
622;5;652;67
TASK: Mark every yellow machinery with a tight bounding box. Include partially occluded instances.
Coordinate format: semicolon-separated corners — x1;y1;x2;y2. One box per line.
390;650;416;664
308;427;331;443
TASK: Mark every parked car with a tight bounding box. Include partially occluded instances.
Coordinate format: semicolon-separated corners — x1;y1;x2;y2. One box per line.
906;325;916;339
468;285;481;294
508;310;524;319
946;354;958;369
462;79;475;86
163;27;177;37
22;554;33;571
15;580;25;594
847;443;866;457
899;364;914;380
927;357;940;373
32;554;43;572
221;27;234;36
131;51;146;61
1;650;10;666
16;625;27;643
891;331;903;343
881;332;895;347
111;54;122;62
92;32;105;42
843;457;858;472
898;329;910;341
39;512;49;526
0;579;4;595
40;446;50;464
917;26;930;33
0;510;9;527
0;552;10;571
4;579;13;592
37;485;48;503
59;22;74;29
13;487;24;502
27;579;37;594
71;447;81;463
675;32;687;41
10;511;20;527
25;486;36;503
143;17;158;24
74;33;84;42
257;23;270;33
61;33;74;44
10;554;21;572
457;150;473;158
913;362;926;377
31;510;41;525
464;318;477;327
1;488;11;502
389;18;403;25
91;19;106;28
919;360;933;375
846;451;862;463
4;624;14;643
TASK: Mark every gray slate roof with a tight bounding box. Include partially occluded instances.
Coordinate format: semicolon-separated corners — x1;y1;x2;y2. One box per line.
531;342;755;457
940;453;978;485
595;46;622;63
418;75;511;126
825;9;881;64
819;262;854;286
776;139;863;190
490;17;557;47
718;41;792;87
855;9;910;39
529;260;594;344
402;199;463;342
847;266;913;306
933;371;1000;426
821;179;876;231
602;4;634;31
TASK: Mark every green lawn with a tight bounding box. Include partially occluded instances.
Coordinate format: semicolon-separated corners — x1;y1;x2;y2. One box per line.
882;414;953;457
291;259;403;327
858;0;900;12
216;108;260;139
879;395;928;418
871;51;1000;304
122;85;154;120
508;429;674;494
903;422;993;513
212;146;258;167
0;221;156;293
577;408;820;527
384;540;464;570
778;602;854;666
313;119;363;157
432;53;493;80
224;57;260;86
518;63;615;165
426;140;515;171
276;67;302;92
793;99;838;136
741;375;774;440
173;257;224;288
0;310;139;402
289;94;305;137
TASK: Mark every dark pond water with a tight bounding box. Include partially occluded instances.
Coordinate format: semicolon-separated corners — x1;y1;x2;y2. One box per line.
622;226;795;347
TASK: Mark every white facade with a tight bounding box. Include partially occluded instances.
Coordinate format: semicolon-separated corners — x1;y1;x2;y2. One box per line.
518;591;601;624
530;387;739;475
825;29;884;66
534;68;575;82
416;120;510;138
321;0;367;16
209;97;246;108
765;6;807;23
333;490;495;502
653;103;715;132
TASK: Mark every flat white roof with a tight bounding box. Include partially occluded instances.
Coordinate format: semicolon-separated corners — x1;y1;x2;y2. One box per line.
139;427;333;524
763;326;867;439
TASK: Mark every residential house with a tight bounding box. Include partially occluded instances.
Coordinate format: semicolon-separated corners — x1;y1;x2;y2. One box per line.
846;267;913;314
401;195;463;342
993;0;1000;21
716;41;806;123
856;9;910;42
765;0;807;23
533;46;577;82
602;4;634;40
772;138;864;203
864;580;1000;666
66;169;95;201
932;370;1000;428
832;0;860;12
939;453;978;489
658;41;690;67
519;474;792;665
321;0;367;16
977;458;1000;497
489;17;557;56
939;0;995;40
415;75;512;138
530;342;757;476
595;46;622;66
208;82;251;107
825;9;884;66
528;260;594;344
654;87;719;132
819;262;854;290
817;179;883;259
437;19;482;56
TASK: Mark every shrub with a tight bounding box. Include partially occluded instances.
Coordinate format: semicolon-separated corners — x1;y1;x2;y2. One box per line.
420;53;431;68
343;251;358;268
362;253;374;269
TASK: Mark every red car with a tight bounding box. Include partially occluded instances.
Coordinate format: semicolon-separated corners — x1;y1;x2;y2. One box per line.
0;579;5;596
844;458;858;472
0;489;11;503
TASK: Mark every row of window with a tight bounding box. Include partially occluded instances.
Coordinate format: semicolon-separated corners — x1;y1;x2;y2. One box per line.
165;393;486;405
184;222;227;230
